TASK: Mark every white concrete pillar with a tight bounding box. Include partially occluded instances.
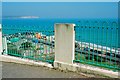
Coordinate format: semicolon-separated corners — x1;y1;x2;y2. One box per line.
54;23;75;67
0;24;2;55
2;36;7;54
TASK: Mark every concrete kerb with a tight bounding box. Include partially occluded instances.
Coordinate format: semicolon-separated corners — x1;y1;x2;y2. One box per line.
0;55;53;68
0;55;119;78
54;61;119;78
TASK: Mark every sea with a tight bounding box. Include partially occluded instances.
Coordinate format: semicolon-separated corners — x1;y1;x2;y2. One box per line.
1;18;119;49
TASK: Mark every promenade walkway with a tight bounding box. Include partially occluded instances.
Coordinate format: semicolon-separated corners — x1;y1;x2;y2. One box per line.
1;62;86;78
1;62;109;78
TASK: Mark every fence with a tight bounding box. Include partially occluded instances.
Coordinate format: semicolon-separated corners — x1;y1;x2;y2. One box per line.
74;21;120;71
1;21;120;72
2;25;54;64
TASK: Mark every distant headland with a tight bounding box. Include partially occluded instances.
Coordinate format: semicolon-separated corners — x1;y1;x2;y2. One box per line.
19;16;40;19
3;16;40;19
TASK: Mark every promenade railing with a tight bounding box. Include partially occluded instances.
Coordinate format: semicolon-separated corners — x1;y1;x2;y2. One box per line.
1;21;120;71
74;21;120;71
2;25;54;64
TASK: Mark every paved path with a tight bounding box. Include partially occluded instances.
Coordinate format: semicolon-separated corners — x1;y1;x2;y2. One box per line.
1;62;87;78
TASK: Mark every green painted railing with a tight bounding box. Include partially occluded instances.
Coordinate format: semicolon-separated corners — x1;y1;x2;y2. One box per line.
74;21;120;71
2;26;55;64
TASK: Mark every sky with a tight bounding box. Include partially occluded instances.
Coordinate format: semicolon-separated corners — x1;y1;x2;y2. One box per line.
2;2;118;19
2;0;120;2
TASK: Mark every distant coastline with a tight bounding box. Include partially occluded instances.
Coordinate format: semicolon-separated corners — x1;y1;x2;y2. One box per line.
2;16;40;19
19;16;40;19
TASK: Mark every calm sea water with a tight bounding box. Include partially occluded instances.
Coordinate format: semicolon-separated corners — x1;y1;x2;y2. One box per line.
2;18;119;48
